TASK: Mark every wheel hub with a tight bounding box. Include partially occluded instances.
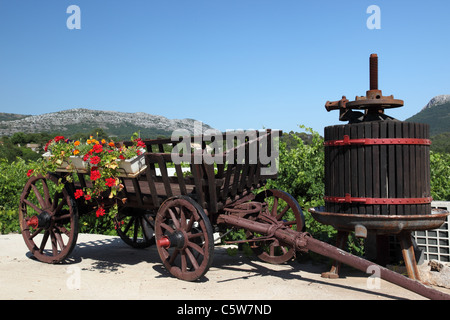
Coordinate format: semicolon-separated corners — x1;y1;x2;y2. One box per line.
26;211;52;229
157;231;186;249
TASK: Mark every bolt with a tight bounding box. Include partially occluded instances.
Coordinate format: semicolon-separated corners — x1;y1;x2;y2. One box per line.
370;53;378;90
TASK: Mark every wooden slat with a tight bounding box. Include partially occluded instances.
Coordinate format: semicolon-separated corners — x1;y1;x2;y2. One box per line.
131;178;144;206
379;121;387;215
357;123;366;215
204;163;217;214
395;121;404;215
144;158;160;208
387;121;396;215
174;164;187;195
365;123;373;215
372;121;380;215
402;122;411;215
191;163;205;207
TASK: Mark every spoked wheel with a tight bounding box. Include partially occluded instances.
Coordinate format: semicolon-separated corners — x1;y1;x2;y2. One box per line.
155;196;214;281
115;207;155;248
19;174;78;263
246;189;304;264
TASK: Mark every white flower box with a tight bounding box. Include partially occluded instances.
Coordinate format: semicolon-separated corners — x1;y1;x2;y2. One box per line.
42;152;87;171
117;151;147;176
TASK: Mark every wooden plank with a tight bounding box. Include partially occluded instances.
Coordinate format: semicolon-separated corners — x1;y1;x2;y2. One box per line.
372;121;380;215
350;125;358;215
331;125;339;214
414;123;421;214
424;123;431;214
324;126;330;212
379;121;388;215
191;163;206;207
395;121;404;215
364;122;373;215
221;163;234;201
337;125;345;213
387;121;396;215
357;123;365;215
131;178;144;206
174;164;187;195
157;156;173;198
204;163;217;214
231;164;243;198
343;125;351;214
144;159;160;208
402;122;411;215
239;143;250;192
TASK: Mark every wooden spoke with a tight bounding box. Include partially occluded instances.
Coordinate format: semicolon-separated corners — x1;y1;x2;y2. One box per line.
115;209;155;249
19;174;78;263
155;196;214;281
246;189;305;264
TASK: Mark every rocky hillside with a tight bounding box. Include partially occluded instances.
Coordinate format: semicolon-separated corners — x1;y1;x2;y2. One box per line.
420;95;450;111
0;108;212;139
406;95;450;136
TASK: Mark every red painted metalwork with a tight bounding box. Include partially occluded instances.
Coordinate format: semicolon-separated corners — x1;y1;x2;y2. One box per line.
324;135;431;147
157;237;171;249
324;194;433;205
26;216;39;229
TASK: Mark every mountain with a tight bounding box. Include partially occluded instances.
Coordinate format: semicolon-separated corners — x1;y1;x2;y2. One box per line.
0;108;213;140
0;112;31;122
406;95;450;136
420;95;450;111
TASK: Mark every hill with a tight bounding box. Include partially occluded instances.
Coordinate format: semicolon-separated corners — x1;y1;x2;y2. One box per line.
0;112;30;122
0;108;212;140
405;95;450;136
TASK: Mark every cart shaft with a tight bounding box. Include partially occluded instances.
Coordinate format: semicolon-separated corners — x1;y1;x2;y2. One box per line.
217;213;450;300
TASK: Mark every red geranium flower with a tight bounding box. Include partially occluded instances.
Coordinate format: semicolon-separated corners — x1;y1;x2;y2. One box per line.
90;156;101;165
136;139;145;148
27;169;34;177
84;194;91;201
105;177;116;187
74;189;84;199
90;170;101;181
96;206;106;218
92;144;103;153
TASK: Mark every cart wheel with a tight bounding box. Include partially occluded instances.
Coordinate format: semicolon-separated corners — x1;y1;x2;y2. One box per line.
19;174;78;263
247;189;304;264
155;196;214;281
115;208;155;248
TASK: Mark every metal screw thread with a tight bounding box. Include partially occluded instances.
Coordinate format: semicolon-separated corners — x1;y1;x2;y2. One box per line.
370;53;378;90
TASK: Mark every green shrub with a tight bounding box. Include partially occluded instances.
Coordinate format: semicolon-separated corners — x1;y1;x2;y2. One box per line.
430;151;450;201
266;126;335;243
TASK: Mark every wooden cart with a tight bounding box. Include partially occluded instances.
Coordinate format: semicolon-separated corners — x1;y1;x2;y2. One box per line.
19;129;306;281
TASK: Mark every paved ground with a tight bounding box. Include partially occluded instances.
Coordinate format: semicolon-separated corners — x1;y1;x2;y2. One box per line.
1;233;449;300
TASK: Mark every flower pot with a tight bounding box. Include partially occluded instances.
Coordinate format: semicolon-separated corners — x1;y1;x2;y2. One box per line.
42;152;87;171
118;153;146;176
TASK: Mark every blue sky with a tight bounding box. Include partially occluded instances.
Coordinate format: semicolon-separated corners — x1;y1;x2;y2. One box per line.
0;0;449;135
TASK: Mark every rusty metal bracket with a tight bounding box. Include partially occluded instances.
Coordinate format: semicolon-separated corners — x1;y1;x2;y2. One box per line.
324;193;433;205
324;135;432;147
